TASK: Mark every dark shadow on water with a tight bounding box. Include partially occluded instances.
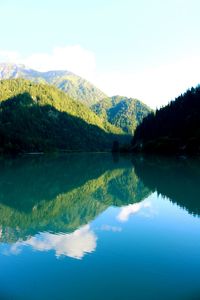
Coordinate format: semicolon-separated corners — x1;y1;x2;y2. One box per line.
132;155;200;216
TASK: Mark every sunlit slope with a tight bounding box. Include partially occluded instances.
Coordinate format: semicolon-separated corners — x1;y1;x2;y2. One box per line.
0;79;124;152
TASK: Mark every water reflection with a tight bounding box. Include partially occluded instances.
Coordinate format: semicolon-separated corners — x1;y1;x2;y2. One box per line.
4;225;97;260
132;155;200;216
0;153;150;258
117;199;155;222
1;153;200;260
1;154;200;300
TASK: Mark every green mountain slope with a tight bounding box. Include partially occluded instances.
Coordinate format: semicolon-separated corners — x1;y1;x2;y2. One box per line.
91;96;152;134
132;85;200;154
0;79;124;153
0;63;107;106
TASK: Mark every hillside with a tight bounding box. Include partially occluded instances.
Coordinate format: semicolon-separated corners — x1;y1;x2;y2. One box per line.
132;85;200;154
0;63;107;106
91;96;151;134
0;79;124;153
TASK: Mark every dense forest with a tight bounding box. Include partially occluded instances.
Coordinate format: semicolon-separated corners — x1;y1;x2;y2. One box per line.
0;79;126;153
132;85;200;154
92;96;151;134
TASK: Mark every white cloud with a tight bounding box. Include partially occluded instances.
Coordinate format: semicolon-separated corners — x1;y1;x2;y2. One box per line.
117;201;153;222
95;56;200;108
0;46;96;81
4;225;97;260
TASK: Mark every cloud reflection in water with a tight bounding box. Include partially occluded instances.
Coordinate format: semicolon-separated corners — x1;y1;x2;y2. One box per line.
5;225;97;260
117;199;155;222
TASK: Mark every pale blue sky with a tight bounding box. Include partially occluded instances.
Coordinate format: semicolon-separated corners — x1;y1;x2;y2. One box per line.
1;0;200;107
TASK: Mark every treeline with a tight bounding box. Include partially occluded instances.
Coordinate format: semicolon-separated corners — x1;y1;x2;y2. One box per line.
131;85;200;154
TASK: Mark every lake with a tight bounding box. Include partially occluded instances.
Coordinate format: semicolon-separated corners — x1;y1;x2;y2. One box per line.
0;153;200;300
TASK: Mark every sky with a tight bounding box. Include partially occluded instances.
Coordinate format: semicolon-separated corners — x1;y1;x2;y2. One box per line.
0;0;200;108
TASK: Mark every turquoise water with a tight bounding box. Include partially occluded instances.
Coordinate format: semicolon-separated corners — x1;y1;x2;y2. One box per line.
0;153;200;300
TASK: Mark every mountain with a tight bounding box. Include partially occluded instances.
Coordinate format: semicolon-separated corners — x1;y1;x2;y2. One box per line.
0;63;107;106
0;78;124;153
91;96;152;134
132;85;200;154
0;64;151;137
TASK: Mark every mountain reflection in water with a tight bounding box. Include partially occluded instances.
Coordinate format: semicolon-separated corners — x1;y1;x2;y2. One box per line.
0;153;200;261
0;153;150;258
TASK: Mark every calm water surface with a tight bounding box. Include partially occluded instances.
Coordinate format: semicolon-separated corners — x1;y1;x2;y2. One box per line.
0;153;200;300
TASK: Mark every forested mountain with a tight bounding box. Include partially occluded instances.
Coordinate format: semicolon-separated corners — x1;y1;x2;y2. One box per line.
0;79;124;153
132;86;200;154
0;63;152;138
91;96;151;134
0;63;107;106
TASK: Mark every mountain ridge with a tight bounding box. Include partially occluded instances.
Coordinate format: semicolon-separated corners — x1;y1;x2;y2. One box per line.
0;63;107;106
